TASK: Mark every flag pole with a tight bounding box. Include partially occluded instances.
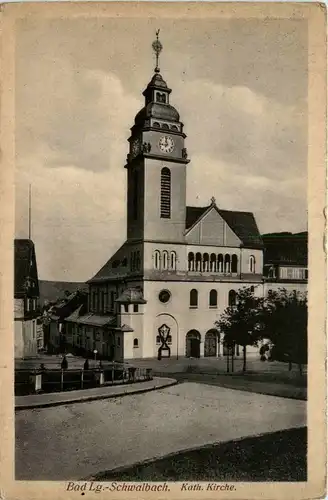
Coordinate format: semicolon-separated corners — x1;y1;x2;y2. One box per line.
28;184;32;240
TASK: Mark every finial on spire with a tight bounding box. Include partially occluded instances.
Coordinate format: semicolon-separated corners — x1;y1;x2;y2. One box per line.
210;196;216;206
152;29;163;73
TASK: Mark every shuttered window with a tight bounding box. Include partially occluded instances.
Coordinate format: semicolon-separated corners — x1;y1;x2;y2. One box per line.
160;167;171;219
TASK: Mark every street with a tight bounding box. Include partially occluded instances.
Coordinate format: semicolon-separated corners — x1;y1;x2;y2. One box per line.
16;382;306;480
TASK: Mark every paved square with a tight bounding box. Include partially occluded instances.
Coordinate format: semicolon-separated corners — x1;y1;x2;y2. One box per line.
16;382;306;480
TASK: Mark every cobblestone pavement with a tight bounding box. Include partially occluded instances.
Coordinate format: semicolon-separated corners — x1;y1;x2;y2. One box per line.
16;382;306;481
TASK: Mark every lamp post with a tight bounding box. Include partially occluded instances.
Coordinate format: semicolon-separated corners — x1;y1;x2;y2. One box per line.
93;349;98;363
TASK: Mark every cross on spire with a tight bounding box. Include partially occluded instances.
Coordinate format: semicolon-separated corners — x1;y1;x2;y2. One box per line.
152;29;163;73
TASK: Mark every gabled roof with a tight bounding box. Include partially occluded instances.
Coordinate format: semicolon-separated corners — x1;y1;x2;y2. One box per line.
185;205;263;249
14;239;40;297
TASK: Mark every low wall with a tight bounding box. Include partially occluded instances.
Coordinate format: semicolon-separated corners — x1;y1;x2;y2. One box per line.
15;365;153;396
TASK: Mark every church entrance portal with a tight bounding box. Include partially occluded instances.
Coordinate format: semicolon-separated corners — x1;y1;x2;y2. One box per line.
185;330;201;358
204;329;220;357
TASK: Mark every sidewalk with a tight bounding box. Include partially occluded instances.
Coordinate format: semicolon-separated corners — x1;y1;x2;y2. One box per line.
15;377;177;411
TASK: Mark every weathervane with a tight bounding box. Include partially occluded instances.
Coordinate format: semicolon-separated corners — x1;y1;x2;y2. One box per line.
152;29;163;73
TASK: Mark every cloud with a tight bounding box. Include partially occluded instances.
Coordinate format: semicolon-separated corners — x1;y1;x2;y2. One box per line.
17;59;142;173
16;65;143;280
174;78;307;183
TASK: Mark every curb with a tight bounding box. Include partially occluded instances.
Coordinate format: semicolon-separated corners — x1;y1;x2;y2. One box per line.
15;379;178;411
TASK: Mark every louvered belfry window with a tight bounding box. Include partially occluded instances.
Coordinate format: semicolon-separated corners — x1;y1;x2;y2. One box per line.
160;167;171;219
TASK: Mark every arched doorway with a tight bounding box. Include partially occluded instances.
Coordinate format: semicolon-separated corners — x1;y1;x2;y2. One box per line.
185;330;201;358
204;329;220;357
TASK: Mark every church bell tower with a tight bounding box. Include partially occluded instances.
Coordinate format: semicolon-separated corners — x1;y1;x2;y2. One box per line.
125;31;189;243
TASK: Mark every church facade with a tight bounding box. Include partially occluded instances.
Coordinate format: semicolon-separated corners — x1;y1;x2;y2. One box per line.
78;38;307;361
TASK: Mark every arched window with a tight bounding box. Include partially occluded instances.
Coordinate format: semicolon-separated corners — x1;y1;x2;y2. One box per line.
154;250;161;270
210;253;216;272
133;338;139;348
209;289;218;308
153;121;161;128
231;254;238;273
171;125;179;131
195;252;202;272
160;168;171;219
224;254;231;273
249;255;256;273
268;265;275;278
217;254;224;273
203;253;209;272
170;251;176;271
162;250;168;270
190;289;198;308
161;123;169;130
228;290;237;306
188;252;195;271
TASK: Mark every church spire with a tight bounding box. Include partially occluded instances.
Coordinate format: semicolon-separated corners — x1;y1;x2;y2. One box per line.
152;29;163;73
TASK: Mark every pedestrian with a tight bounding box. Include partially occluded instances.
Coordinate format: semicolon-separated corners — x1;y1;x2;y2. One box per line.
61;355;68;370
83;358;89;370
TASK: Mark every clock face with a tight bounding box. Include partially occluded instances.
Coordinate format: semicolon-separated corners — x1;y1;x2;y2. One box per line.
159;135;175;154
131;138;141;157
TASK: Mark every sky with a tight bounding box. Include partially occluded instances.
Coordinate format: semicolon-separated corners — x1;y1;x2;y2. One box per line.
15;17;308;282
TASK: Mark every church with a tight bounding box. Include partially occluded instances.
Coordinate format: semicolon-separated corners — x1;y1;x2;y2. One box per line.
65;34;307;361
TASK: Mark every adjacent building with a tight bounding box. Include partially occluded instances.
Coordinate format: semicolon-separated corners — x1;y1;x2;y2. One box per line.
14;239;40;358
263;232;308;290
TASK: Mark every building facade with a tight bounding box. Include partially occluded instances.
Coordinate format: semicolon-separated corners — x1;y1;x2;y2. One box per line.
14;239;40;358
65;40;307;361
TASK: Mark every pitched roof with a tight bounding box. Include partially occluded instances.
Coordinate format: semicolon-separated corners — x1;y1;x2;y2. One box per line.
66;312;116;327
87;244;130;284
186;206;210;230
218;209;263;249
185;205;263;249
14;239;39;297
262;232;308;266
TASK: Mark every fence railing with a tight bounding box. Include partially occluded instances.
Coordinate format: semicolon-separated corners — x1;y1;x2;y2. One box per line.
15;365;153;396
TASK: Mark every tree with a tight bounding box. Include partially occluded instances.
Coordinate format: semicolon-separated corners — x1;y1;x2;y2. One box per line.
261;288;307;374
216;287;264;372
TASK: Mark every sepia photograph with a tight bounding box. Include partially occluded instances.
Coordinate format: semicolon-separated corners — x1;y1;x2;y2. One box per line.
0;2;326;499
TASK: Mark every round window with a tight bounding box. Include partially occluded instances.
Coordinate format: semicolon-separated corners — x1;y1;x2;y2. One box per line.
159;290;171;304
